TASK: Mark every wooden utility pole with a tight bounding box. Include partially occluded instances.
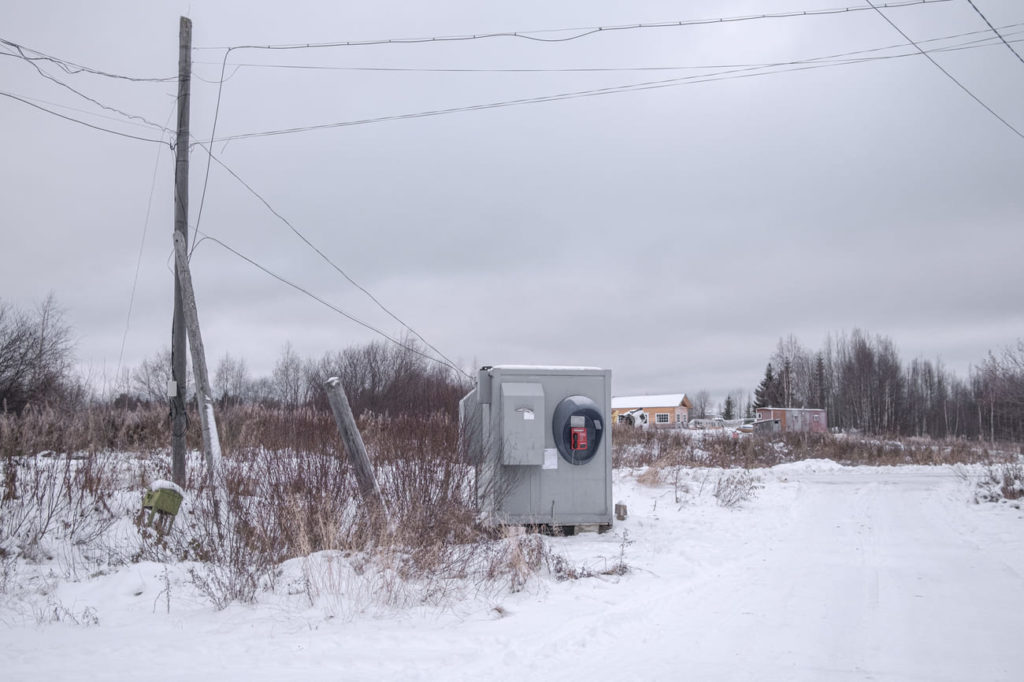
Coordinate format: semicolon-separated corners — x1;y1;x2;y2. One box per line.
170;16;191;486
325;378;389;521
172;232;223;514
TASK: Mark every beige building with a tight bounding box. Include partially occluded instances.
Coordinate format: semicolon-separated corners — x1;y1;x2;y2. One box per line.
612;394;692;428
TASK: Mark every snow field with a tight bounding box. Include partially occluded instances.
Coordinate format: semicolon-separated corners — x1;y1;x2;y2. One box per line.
3;462;1023;681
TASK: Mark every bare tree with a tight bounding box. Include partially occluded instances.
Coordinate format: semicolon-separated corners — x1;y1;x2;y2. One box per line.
692;390;711;419
131;348;177;404
272;343;305;409
0;295;76;412
770;334;813;408
214;352;251;405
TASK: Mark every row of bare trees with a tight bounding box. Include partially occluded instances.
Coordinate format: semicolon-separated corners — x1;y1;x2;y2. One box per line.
124;339;471;420
754;331;1024;441
2;296;469;421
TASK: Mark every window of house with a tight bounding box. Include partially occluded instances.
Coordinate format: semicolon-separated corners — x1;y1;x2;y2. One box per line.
656;413;670;424
813;414;821;423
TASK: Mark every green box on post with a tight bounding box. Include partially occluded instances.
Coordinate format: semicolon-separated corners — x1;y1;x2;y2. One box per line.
143;488;183;516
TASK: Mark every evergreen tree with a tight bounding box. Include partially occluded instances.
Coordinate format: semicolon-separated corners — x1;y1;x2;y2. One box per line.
813;352;826;408
722;395;736;420
754;363;784;408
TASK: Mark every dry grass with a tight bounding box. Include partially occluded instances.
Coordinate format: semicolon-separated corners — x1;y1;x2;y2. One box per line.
5;407;1017;609
613;425;1018;471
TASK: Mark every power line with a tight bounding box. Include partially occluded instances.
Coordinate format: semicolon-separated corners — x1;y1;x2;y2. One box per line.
193;232;471;378
0;90;168;144
191;140;467;376
189;47;464;378
3;41;174;133
0;37;175;82
866;0;1024;140
0;89;177;132
117;106;177;381
183;0;955;376
191;53;229;244
964;0;1024;66
195;0;951;51
193;22;1024;74
207;30;1024;144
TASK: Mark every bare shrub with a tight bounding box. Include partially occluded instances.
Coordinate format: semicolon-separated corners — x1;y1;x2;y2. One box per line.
713;470;761;508
699;432;784;468
0;451;123;580
485;528;547;593
601;530;632;576
140;408;506;610
34;598;100;626
613;426;696;468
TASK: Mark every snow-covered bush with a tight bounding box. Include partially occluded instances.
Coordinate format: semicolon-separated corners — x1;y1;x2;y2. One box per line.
973;462;1024;504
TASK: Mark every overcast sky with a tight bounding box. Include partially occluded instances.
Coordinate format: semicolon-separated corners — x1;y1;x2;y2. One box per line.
2;0;1022;403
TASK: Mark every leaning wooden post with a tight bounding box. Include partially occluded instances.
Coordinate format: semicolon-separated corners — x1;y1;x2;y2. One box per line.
172;232;226;526
324;377;389;521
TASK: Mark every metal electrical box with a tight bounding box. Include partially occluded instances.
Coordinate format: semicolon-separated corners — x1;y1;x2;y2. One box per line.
459;365;613;530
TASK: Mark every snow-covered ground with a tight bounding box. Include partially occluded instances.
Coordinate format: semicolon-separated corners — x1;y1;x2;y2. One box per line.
3;462;1023;681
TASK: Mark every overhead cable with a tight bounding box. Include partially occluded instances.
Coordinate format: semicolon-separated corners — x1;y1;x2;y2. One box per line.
3;41;174;133
0;37;175;82
118;106;177;380
191;22;1024;75
866;1;1024;140
965;0;1024;66
207;31;1024;144
193;232;471;378
195;0;951;51
191;140;468;377
0;90;167;144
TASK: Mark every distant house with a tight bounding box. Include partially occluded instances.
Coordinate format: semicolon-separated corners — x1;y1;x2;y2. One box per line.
755;407;827;434
612;394;692;428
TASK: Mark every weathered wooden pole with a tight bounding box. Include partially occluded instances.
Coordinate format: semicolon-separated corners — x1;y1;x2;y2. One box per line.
324;377;389;521
170;16;192;486
172;232;223;513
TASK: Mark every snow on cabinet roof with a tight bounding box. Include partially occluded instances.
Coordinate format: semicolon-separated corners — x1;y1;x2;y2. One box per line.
147;479;185;496
612;394;688;409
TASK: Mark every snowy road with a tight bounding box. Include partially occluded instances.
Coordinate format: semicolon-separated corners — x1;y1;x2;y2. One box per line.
4;464;1023;681
529;466;1024;682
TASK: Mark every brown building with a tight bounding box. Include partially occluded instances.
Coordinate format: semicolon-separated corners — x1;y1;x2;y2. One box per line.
755;407;828;434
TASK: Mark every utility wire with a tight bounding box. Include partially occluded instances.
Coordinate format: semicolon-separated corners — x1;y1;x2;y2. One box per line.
0;37;175;82
3;41;174;133
191;52;229;243
207;31;1024;144
866;1;1024;140
117;106;177;381
186;0;954;373
191;140;467;376
193;22;1023;73
193;232;471;378
964;0;1024;66
195;0;951;50
0;90;167;144
0;89;178;132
